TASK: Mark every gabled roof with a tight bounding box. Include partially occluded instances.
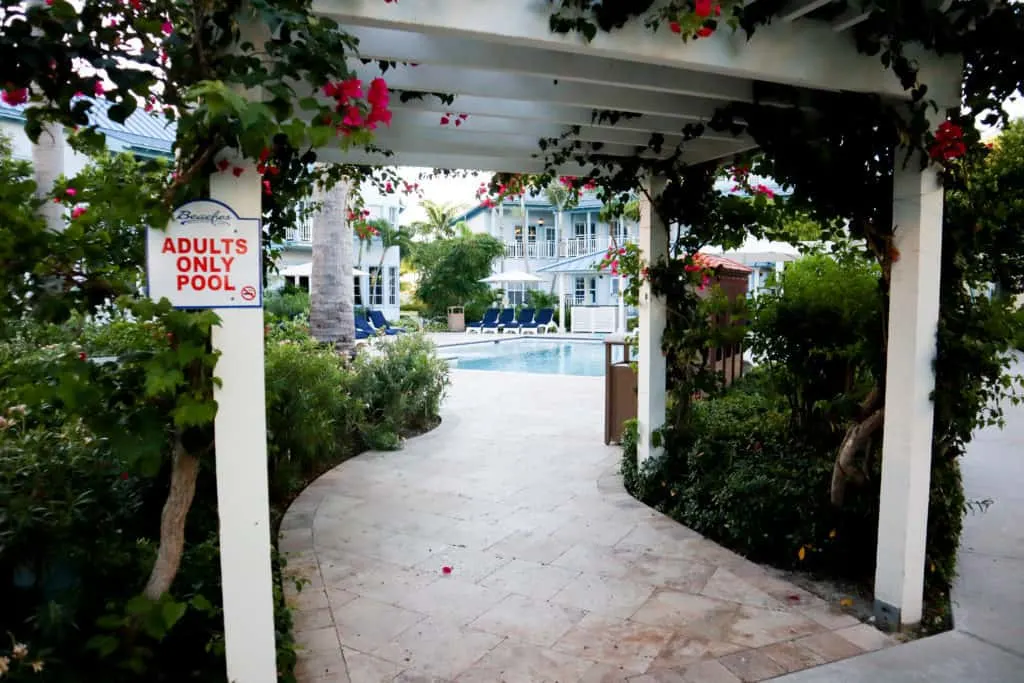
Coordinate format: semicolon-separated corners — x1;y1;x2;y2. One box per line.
0;98;175;156
693;253;753;275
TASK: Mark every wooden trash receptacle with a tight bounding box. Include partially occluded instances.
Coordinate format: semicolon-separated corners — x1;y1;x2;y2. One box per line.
604;334;637;444
447;306;465;332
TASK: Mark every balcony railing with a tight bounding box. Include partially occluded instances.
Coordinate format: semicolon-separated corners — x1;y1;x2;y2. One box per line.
504;241;558;259
561;237;600;258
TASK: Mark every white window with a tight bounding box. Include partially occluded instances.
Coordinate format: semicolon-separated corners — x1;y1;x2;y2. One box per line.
611;220;629;243
388;206;399;226
611;278;621;296
367;267;384;306
353;275;363;306
388;266;398;305
574;277;586;305
573;221;587;238
589;277;598;304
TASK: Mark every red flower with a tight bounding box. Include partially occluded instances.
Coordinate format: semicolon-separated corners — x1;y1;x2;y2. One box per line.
696;26;714;38
368;77;389;109
669;21;682;34
259;147;271;162
385;182;393;192
217;158;230;172
929;120;966;162
46;0;53;5
71;206;87;219
454;119;462;127
322;82;338;98
2;87;28;105
130;0;142;9
685;263;702;273
120;472;129;480
232;166;244;177
440;115;450;125
339;78;363;102
78;352;87;361
695;0;713;17
262;180;272;195
94;80;105;96
162;21;173;35
66;188;77;197
441;566;453;575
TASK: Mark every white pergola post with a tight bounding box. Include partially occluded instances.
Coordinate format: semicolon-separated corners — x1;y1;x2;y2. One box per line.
209;162;278;683
873;156;944;630
636;174;668;465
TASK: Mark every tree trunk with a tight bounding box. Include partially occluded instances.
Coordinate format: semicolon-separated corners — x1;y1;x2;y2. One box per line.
310;180;356;354
143;433;200;599
33;123;65;233
830;387;885;506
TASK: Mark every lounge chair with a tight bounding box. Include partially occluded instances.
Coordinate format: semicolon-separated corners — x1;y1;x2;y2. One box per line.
498;307;519;333
511;308;534;334
521;307;555;334
467;308;500;334
354;314;379;338
369;310;404;335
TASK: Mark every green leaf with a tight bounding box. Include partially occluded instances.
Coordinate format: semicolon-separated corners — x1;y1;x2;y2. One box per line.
162;599;188;629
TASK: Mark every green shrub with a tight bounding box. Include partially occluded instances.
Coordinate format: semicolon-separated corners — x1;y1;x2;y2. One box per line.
353;334;449;449
0;319;451;682
264;287;310;320
625;389;881;580
264;337;364;500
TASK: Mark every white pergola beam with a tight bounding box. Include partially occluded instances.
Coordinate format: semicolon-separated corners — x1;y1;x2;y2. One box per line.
779;0;835;22
831;7;873;32
352;62;727;120
317;0;961;103
389;96;746;140
350;26;754;103
385;108;754;149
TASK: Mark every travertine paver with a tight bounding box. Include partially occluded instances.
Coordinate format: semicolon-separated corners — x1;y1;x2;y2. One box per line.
281;370;892;682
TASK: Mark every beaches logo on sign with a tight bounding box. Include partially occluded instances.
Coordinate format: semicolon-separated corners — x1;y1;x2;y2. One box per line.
174;208;233;227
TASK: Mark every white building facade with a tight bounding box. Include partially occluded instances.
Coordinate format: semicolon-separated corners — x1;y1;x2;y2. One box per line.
458;194;636;332
274;185;405;321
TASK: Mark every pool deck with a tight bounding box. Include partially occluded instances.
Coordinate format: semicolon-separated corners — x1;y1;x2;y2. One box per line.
280;370;894;682
426;331;611;350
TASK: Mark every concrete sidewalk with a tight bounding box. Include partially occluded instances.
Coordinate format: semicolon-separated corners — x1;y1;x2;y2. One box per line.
774;368;1024;681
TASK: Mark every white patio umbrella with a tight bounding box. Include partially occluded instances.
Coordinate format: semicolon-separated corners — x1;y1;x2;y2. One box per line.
479;271;543;284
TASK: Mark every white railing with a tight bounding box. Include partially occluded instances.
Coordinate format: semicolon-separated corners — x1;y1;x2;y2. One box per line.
285;222;313;243
563;294;586;308
561;237;600;258
570;305;619;333
504;241;558;259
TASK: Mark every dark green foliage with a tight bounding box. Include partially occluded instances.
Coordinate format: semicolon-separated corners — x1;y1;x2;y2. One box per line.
749;254;883;434
0;320;449;681
264;287;311;320
412;233;504;317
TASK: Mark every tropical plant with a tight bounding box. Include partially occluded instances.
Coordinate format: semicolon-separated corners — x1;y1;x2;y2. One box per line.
411;233;504;317
414;200;466;240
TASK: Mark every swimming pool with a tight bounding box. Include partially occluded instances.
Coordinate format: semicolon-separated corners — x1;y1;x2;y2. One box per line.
441;338;625;376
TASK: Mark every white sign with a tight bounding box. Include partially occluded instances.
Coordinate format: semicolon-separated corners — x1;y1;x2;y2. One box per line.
147;199;262;309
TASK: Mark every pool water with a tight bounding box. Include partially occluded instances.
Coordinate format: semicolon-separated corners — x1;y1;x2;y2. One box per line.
443;338;625;376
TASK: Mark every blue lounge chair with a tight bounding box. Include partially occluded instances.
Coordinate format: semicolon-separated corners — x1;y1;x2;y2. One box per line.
467;308;500;334
498;307;519;333
510;308;534;334
521;307;555;334
369;310;404;335
354;314;378;338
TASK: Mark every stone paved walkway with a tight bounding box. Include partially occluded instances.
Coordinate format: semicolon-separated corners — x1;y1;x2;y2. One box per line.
280;370;892;682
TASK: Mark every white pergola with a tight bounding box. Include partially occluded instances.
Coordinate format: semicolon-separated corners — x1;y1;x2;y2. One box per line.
212;3;961;680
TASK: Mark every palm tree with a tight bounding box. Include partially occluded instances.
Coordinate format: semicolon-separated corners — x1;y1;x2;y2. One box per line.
418;200;465;240
309;180;356;354
34;123;65;233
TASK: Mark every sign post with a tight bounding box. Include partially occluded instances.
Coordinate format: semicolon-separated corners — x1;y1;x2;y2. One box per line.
147;167;277;683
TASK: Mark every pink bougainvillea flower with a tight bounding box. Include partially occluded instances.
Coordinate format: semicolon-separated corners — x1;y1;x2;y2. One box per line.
66;188;77;197
129;0;142;9
696;26;714;38
385;182;393;192
78;351;87;361
120;472;129;480
232;166;244;177
217;158;230;172
1;87;28;105
262;180;272;196
339;78;363;102
46;0;54;5
71;206;87;219
441;566;453;575
440;115;450;125
162;21;173;35
695;0;713;17
94;81;105;96
259;147;271;163
454;118;462;127
368;77;389;108
669;21;682;34
342;105;364;127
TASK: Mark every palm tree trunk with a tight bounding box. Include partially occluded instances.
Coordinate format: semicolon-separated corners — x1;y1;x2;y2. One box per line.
310;180;356;354
33;123;65;233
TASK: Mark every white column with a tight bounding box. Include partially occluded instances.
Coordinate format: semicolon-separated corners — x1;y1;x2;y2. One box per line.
209;161;278;683
873;157;944;630
558;272;566;333
617;276;626;333
637;175;668;465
